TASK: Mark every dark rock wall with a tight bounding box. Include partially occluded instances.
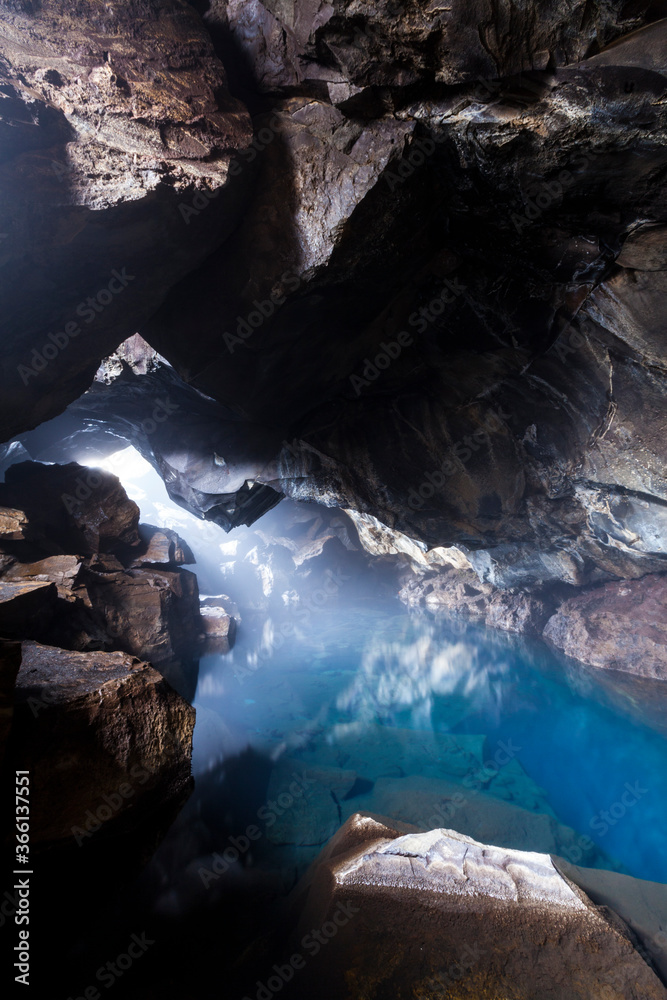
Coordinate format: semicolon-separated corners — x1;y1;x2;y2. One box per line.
0;2;666;599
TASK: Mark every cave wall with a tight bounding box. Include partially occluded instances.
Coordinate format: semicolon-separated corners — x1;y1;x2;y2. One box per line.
1;1;666;593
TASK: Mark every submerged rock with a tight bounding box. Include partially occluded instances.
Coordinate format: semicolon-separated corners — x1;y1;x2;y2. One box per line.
8;641;195;845
543;574;667;679
282;814;667;1000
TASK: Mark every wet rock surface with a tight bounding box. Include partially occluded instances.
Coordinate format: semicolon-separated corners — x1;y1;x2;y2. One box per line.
280;814;667;1000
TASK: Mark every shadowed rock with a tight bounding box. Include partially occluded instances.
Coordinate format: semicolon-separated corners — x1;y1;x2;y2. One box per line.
281;814;667;999
8;641;195;846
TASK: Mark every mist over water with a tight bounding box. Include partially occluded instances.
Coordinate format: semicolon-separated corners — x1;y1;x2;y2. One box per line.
81;447;667;884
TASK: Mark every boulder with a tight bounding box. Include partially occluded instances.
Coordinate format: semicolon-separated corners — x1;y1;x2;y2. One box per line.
281;815;667;1000
9;641;195;845
0;579;59;639
81;565;201;668
543;574;667;678
340;773;606;869
0;462;141;558
131;524;195;568
199;605;237;653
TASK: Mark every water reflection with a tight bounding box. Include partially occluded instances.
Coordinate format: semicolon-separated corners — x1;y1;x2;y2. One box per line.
192;605;667;884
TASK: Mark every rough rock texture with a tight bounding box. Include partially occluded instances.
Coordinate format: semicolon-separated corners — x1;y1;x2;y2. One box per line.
1;7;667;611
543;574;667;678
0;0;253;442
400;565;554;633
8;641;195;844
0;460;142;558
199;604;237;652
281;814;667;1000
0;462;203;695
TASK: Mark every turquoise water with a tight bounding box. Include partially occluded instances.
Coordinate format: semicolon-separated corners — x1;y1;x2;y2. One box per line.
193;604;667;884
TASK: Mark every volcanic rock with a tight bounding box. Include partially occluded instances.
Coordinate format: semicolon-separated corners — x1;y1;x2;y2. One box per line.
399;565;554;634
283;815;667;1000
8;641;195;845
543;574;667;679
0;0;253;442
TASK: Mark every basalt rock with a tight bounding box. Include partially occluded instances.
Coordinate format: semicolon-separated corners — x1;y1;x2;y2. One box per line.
282;815;667;1000
1;7;667;603
0;462;204;696
7;641;196;846
543;574;667;679
399;565;554;634
0;0;253;443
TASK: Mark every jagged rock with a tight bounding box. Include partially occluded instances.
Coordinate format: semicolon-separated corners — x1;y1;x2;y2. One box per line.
399;566;554;634
8;641;195;845
0;462;141;558
1;8;667;603
0;507;28;541
3;555;82;597
0;580;59;639
284;815;667;1000
339;773;606;868
0;462;203;697
0;639;21;764
543;574;667;679
131;524;195;568
0;0;253;443
81;564;201;668
201;594;242;623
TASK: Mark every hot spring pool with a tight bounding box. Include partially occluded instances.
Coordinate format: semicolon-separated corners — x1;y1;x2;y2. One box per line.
192;603;667;884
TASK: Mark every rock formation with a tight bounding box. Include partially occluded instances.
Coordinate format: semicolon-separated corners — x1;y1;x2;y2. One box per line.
0;461;204;695
543;574;667;678
0;4;664;614
276;814;667;1000
8;641;195;846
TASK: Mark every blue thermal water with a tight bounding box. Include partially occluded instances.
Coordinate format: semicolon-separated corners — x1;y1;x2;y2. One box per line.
194;604;667;884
